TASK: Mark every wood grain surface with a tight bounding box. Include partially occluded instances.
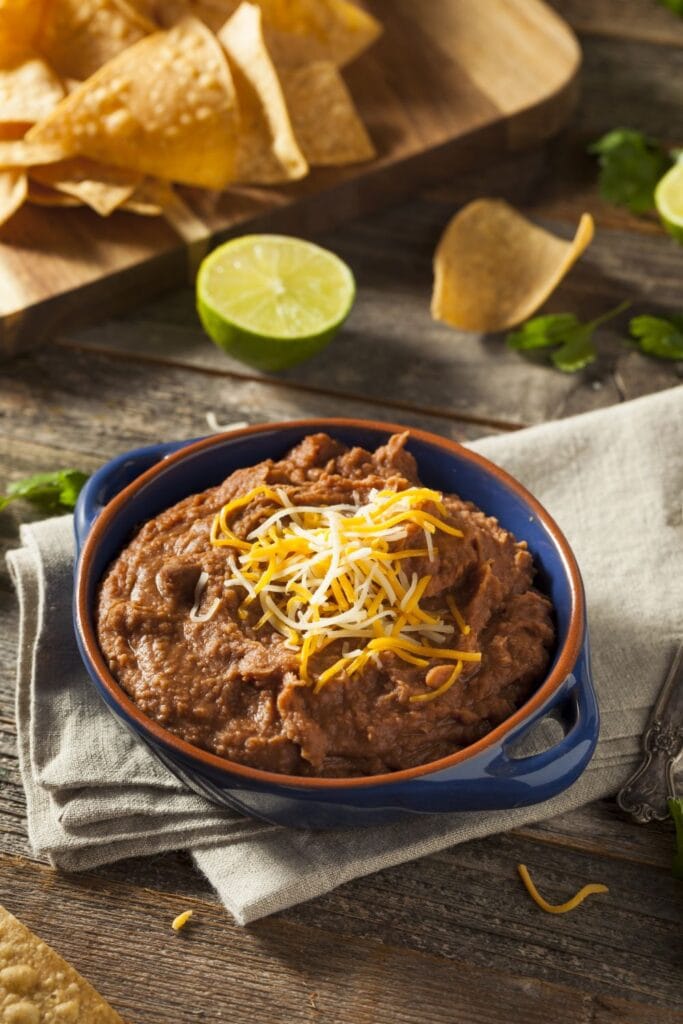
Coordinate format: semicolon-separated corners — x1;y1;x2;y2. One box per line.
0;0;581;355
1;2;682;1023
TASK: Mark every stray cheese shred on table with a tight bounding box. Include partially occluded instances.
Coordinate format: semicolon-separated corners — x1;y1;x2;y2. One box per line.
171;910;194;932
517;864;609;914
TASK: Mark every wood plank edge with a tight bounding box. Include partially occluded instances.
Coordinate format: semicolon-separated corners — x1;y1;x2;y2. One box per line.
52;336;527;433
570;22;683;48
510;824;672;871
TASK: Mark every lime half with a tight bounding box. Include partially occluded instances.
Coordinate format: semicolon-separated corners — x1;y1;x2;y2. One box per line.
655;158;683;244
196;234;355;371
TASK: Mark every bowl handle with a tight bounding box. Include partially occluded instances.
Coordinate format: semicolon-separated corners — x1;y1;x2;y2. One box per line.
484;638;599;803
424;637;599;809
74;439;194;554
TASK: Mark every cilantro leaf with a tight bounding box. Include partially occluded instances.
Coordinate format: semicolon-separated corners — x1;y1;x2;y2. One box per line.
551;327;598;373
507;302;630;373
588;129;672;214
659;0;683;14
629;314;683;360
0;469;89;514
506;313;580;350
668;798;683;880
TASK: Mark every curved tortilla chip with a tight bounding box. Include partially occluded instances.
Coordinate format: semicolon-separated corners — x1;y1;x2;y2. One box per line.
27;18;240;189
34;0;155;80
0;168;27;225
0;55;65;123
432;200;595;333
280;61;374;166
218;2;307;184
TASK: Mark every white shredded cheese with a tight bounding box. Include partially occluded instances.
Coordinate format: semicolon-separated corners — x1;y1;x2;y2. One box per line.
210;484;477;689
205;413;249;433
189;571;221;622
424;525;435;562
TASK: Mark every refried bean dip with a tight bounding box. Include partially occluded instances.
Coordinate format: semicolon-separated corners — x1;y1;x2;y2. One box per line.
96;433;555;777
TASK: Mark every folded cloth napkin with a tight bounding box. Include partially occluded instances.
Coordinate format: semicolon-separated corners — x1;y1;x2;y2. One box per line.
7;386;682;924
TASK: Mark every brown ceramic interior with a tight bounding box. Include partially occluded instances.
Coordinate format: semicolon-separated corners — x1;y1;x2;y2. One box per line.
76;418;585;790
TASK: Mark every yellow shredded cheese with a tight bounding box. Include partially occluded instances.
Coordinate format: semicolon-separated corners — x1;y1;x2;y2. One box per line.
447;593;471;635
210;485;480;697
517;864;609;914
171;909;194;931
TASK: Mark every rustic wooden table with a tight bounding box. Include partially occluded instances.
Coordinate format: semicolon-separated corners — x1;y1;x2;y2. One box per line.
1;3;682;1022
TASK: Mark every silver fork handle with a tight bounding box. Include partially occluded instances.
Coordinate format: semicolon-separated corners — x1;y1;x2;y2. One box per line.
617;641;683;824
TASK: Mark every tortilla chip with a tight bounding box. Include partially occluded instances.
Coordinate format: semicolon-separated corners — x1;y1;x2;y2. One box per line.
114;176;194;221
182;0;237;31
117;0;237;30
34;0;155;80
27;178;83;206
0;904;125;1023
0;0;47;64
60;77;83;94
218;3;307;184
0;123;31;140
30;158;140;215
431;200;595;333
126;0;189;25
129;176;174;206
0;168;27;225
280;61;374;166
116;175;182;214
122;0;158;15
255;0;382;68
159;186;210;243
29;174;158;215
120;194;163;214
0;139;69;167
146;0;380;65
0;55;65;123
27;18;240;189
137;1;253;33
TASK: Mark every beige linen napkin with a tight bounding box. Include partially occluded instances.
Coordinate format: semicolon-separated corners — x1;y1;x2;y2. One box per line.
6;386;682;924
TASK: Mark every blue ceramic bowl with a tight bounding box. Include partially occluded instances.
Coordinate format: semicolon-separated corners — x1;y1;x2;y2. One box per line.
74;419;598;828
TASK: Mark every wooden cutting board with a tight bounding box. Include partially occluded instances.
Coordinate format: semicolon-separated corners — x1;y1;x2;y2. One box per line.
0;0;580;356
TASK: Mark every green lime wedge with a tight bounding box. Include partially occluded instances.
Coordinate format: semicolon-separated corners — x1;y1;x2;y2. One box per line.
196;234;355;371
655;158;683;243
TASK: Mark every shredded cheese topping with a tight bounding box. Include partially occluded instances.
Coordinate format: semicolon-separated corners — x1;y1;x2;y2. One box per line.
209;485;480;698
517;864;609;914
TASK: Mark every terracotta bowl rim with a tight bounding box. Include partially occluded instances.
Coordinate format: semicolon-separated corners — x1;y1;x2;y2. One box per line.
76;417;585;791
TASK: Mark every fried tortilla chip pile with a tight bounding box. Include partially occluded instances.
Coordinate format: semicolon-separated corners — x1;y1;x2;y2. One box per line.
0;0;381;227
